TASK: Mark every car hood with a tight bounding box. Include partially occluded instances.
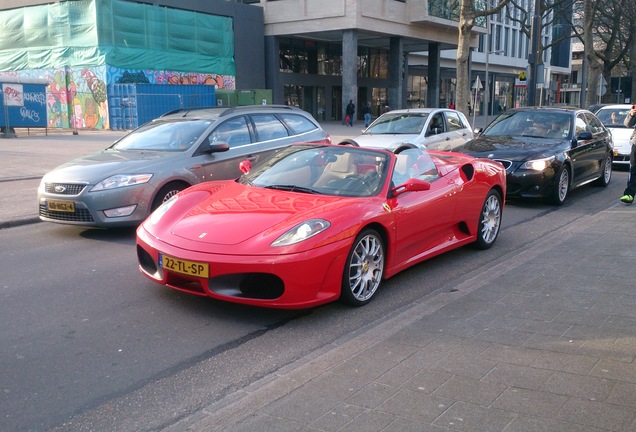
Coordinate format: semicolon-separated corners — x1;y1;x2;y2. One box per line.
42;149;184;183
456;135;564;161
353;133;421;149
163;182;358;246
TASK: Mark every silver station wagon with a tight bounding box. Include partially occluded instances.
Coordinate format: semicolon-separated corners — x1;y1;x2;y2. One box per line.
38;105;330;227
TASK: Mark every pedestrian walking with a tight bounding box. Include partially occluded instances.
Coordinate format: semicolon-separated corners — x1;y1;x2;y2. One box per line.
345;100;355;127
449;101;455;109
362;101;372;127
620;105;636;204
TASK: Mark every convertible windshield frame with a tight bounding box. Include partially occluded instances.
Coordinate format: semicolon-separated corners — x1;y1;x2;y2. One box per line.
242;145;392;197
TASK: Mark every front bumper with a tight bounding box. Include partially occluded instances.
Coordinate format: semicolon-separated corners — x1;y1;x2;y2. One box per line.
38;182;154;227
136;226;352;309
505;166;557;199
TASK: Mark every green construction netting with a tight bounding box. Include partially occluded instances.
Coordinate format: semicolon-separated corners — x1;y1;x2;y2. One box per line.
0;0;235;75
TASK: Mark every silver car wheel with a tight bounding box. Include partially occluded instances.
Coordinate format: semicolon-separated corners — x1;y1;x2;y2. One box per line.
557;168;569;202
341;230;384;306
481;192;501;245
474;189;502;250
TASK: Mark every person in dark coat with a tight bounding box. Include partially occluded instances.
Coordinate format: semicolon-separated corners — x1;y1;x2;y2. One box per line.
345;100;355;127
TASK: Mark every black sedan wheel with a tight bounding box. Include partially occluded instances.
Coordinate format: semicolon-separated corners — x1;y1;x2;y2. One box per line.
594;153;612;187
474;189;502;250
340;229;385;306
546;165;570;205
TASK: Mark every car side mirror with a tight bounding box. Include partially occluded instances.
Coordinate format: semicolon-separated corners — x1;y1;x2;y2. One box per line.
202;138;230;154
577;131;593;141
239;159;252;174
391;178;431;197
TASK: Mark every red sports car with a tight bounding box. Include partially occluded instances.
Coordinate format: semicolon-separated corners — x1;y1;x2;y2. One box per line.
136;143;506;309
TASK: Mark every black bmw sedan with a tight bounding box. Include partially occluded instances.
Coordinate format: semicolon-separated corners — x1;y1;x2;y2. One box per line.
457;107;613;205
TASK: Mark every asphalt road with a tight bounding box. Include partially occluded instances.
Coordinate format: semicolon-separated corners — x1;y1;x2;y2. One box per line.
0;126;628;431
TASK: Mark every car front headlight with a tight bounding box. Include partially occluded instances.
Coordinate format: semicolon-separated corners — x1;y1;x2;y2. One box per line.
521;156;555;171
271;219;331;247
91;174;153;191
147;195;178;225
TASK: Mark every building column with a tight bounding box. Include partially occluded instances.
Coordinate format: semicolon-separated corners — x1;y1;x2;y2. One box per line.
264;36;283;104
389;37;405;110
342;29;358;123
426;43;441;108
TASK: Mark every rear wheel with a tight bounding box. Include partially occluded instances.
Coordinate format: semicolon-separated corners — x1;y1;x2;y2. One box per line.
474;189;502;250
340;229;385;306
151;182;188;211
546;165;569;205
593;153;612;187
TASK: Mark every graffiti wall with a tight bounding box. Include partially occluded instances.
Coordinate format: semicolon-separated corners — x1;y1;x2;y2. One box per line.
0;67;235;130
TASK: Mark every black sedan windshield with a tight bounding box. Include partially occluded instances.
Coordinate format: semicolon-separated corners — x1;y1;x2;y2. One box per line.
483;111;572;139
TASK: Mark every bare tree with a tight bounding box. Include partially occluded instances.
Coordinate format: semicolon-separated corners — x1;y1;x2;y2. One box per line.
456;0;512;118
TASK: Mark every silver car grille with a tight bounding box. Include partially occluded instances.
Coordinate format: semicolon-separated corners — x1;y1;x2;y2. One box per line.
44;183;87;195
39;203;95;222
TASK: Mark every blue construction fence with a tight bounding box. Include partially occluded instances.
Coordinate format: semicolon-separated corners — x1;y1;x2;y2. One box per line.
107;83;216;130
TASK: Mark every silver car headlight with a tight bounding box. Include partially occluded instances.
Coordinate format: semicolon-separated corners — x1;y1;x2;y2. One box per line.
521;156;555;171
91;174;153;191
271;219;331;247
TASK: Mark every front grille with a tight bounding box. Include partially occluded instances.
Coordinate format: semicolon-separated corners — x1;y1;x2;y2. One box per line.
39;203;95;222
494;159;512;170
44;183;87;195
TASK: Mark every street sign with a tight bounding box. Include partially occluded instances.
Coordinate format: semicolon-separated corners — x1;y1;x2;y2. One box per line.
473;76;483;90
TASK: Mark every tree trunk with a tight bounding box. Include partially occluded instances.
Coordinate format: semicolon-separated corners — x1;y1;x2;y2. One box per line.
455;0;475;119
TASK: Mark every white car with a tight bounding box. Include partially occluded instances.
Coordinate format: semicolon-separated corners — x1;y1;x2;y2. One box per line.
594;104;633;167
350;108;473;151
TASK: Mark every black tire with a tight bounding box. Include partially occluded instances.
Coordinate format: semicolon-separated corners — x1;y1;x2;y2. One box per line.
151;182;188;211
340;229;385;306
338;139;360;146
593;153;612;187
546;165;570;205
474;189;502;250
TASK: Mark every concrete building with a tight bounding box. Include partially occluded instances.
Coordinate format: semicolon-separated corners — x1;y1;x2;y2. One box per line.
0;0;573;129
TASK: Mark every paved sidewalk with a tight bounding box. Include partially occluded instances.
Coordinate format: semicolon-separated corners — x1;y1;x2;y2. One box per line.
169;204;636;432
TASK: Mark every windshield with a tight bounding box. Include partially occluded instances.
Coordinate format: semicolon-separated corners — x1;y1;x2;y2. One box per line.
241;145;390;197
596;108;630;128
483;111;572;139
111;119;212;151
365;113;429;134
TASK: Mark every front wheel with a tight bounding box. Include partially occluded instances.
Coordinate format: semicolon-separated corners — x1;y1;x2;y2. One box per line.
474;189;502;250
340;229;385;307
151;182;188;211
546;165;569;205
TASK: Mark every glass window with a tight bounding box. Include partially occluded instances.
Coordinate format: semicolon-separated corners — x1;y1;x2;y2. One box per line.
574;115;588;136
210;116;251;147
445;111;466;131
279;113;318;134
252;114;289;141
584;113;604;134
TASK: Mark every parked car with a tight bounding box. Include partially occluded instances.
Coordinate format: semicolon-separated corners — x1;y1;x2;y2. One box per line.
593;104;633;167
38;105;330;227
350;108;473;151
456;106;613;205
136;143;506;309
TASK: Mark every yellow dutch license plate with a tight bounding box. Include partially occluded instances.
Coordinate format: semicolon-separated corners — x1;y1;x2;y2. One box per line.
47;200;75;212
160;253;209;278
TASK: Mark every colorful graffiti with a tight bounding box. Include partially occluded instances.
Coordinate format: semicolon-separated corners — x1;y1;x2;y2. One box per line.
107;66;236;90
0;67;236;130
